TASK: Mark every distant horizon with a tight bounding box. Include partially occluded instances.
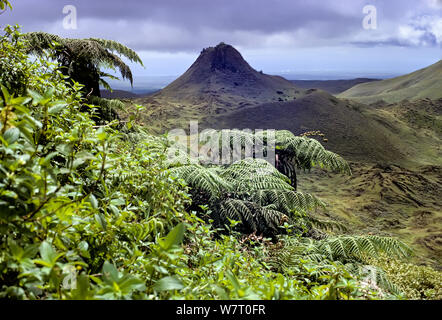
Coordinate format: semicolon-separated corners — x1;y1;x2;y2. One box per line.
3;0;441;87
106;69;412;93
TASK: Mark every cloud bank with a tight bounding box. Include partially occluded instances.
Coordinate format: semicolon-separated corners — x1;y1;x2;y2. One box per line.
2;0;441;52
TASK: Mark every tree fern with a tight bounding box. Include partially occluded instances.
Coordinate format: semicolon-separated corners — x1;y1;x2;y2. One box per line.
23;32;143;95
344;263;404;297
168;156;324;234
165;129;352;237
184;129;351;190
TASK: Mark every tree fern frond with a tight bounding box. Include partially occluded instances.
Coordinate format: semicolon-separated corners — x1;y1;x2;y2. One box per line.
22;32;143;90
275;130;351;175
233;175;293;193
88;96;125;110
164;147;195;167
99;78;113;92
22;32;63;55
276;235;411;267
89;38;144;66
313;236;412;261
217;199;286;235
345;263;404;297
169;165;230;200
222;158;288;183
251;189;324;214
304;215;347;232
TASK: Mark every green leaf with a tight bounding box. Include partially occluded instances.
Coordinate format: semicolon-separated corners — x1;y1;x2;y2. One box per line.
68;274;94;300
158;223;185;250
48;102;67;114
27;89;43;105
102;261;120;282
10;97;31;105
36;241;63;267
3;127;20;145
89;194;98;209
95;213;107;231
1;84;10;103
96;128;107;141
22;244;39;259
78;241;90;258
43;87;55;100
226;270;241;292
56;143;72;156
39;241;57;263
108;204;119;215
153;276;184;292
119;276;146;292
8;239;23;259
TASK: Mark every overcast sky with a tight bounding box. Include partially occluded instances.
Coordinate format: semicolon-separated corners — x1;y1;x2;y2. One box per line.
1;0;441;85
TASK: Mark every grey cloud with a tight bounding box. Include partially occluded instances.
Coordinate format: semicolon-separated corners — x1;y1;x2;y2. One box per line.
1;0;440;52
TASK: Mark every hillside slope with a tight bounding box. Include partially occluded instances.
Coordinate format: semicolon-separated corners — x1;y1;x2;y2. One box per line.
100;89;139;99
290;78;380;94
299;162;442;268
338;60;442;104
206;91;441;165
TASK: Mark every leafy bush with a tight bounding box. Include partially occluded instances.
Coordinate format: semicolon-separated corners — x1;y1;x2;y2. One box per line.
367;256;442;300
0;26;189;299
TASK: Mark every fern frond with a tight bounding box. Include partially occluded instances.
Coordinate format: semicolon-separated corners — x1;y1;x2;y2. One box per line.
222;158;287;183
311;235;412;261
304;215;347;232
89;38;144;66
88;96;125;110
251;189;324;214
218;199;286;234
169;165;231;200
276;130;351;175
99;78;113;92
164;147;195;167
345;263;404;296
22;32;143;87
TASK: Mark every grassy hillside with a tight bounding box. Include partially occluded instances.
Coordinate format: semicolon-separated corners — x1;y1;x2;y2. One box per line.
202;91;442;167
338;60;442;104
100;89;140;99
290;78;380;94
299;162;442;269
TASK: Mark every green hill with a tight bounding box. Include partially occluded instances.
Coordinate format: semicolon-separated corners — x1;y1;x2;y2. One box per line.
290;78;380;94
205;91;442;167
338;60;442;104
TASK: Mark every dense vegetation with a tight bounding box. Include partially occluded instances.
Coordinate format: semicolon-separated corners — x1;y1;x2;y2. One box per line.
0;21;440;300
